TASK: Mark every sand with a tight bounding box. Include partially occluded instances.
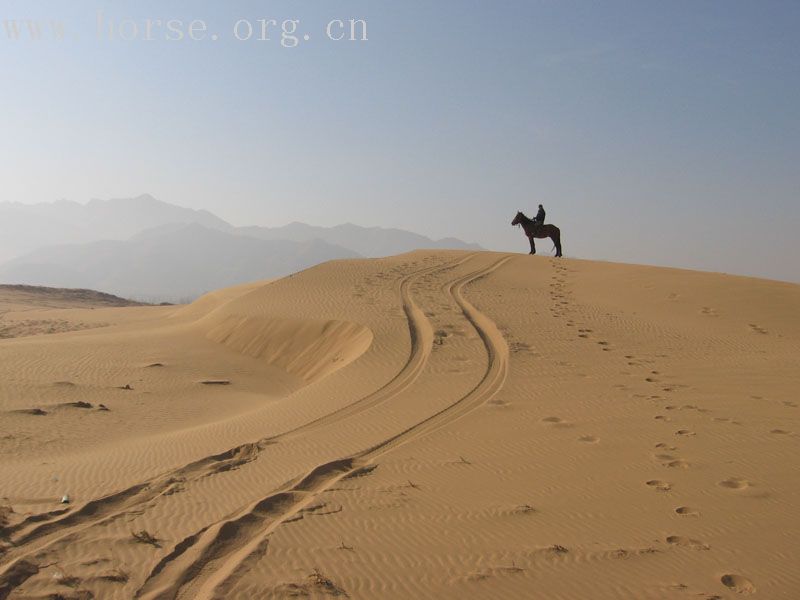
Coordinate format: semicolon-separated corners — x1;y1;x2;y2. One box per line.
0;251;798;599
0;285;155;340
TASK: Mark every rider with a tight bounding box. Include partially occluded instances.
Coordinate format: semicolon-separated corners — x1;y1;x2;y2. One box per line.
533;204;546;227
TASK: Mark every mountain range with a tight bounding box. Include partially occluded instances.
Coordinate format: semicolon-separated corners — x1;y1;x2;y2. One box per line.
0;195;480;301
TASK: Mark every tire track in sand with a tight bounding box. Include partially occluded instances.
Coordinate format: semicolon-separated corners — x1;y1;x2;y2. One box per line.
0;255;470;594
135;255;511;600
260;253;478;441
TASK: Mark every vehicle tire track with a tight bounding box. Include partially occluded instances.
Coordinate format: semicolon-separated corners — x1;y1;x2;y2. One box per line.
260;253;477;441
137;255;511;600
0;255;468;593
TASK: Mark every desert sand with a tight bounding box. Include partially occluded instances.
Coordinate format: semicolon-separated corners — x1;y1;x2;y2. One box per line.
1;251;798;599
0;285;155;340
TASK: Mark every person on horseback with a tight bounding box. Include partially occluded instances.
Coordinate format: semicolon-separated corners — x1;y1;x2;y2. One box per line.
533;204;546;228
510;208;562;257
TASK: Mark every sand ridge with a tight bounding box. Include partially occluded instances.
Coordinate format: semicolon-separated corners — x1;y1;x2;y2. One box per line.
1;251;799;598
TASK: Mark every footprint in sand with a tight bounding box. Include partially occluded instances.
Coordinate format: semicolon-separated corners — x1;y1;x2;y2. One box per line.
578;435;599;443
770;429;793;435
675;429;695;437
782;401;798;408
675;506;700;517
748;324;768;335
655;442;678;451
646;480;672;492
59;401;93;409
541;417;573;428
488;398;510;407
666;535;709;550
718;477;750;490
721;574;755;594
654;453;689;469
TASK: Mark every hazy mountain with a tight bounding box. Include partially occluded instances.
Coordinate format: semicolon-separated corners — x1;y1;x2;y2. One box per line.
0;194;230;262
1;196;479;263
0;195;482;300
0;224;360;302
235;222;482;256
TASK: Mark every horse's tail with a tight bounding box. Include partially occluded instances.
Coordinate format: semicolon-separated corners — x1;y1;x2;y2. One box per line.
551;226;563;257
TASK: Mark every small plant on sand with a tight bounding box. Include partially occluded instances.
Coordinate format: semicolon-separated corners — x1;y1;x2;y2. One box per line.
131;530;161;548
99;568;129;583
308;568;349;597
503;560;524;573
343;465;377;480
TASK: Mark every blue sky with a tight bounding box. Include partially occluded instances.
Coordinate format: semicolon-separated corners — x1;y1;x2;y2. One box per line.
1;1;798;281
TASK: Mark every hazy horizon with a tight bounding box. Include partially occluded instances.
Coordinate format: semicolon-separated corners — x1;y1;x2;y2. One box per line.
2;1;799;282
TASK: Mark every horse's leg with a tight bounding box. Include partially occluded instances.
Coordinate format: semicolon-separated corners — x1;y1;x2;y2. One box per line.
553;232;562;257
528;235;536;255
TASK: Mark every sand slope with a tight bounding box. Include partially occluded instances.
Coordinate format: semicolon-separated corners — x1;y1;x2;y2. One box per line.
0;285;154;340
1;251;798;599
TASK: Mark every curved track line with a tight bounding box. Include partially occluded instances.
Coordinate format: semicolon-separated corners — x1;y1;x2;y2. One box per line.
142;255;512;600
0;256;469;593
362;254;512;458
260;253;477;441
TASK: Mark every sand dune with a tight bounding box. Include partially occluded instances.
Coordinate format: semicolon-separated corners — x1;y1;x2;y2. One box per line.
1;251;798;599
0;285;158;340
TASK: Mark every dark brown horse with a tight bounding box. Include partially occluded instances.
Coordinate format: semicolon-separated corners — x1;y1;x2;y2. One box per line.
511;211;562;257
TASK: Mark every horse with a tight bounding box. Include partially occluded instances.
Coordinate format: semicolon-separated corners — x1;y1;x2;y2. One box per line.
511;211;563;257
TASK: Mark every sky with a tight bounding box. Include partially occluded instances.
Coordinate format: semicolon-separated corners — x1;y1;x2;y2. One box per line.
1;1;798;282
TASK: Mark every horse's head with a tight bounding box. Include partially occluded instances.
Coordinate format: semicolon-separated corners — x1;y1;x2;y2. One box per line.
511;211;524;226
